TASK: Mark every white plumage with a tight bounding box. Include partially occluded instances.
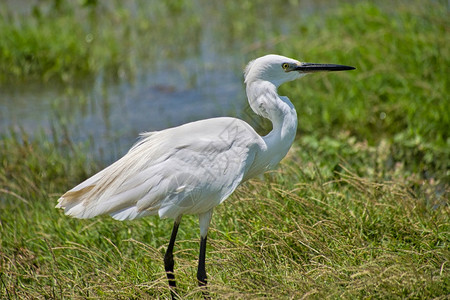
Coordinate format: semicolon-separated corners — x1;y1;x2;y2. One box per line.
57;117;266;220
56;55;304;223
56;54;354;296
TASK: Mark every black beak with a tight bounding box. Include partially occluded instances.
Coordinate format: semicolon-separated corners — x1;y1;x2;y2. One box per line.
295;63;355;73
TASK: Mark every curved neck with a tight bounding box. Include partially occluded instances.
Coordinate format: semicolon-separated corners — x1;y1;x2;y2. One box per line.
246;80;298;167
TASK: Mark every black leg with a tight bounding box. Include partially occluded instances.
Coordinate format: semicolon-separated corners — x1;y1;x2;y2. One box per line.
197;235;210;299
164;218;181;300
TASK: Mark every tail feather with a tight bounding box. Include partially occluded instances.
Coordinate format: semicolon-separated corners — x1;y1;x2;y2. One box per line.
56;185;97;218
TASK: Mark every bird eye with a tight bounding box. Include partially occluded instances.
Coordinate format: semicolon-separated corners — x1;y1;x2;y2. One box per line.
282;63;290;71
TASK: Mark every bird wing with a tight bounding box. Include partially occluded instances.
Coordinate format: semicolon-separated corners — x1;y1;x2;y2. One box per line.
56;117;265;220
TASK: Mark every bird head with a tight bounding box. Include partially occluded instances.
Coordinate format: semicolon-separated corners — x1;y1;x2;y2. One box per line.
244;54;355;87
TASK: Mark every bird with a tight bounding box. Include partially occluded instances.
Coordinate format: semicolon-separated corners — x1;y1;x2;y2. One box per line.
56;54;355;299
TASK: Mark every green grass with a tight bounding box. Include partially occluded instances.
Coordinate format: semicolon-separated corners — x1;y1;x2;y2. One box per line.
0;0;202;83
0;4;118;82
1;128;448;299
1;0;449;299
278;2;449;180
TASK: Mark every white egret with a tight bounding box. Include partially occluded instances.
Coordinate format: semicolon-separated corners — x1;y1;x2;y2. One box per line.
56;54;354;298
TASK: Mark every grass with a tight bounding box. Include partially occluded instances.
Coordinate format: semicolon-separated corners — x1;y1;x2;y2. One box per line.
274;2;449;179
0;0;203;83
1;0;449;299
1;130;448;299
0;3;118;82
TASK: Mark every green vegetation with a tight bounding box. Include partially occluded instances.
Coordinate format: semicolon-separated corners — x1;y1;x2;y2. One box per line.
0;0;202;82
0;2;121;82
1;0;448;299
283;2;449;178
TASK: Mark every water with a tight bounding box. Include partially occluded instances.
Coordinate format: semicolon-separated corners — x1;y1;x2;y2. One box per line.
1;57;245;161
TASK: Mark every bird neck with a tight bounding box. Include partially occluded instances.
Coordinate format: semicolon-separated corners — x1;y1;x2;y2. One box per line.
246;80;298;167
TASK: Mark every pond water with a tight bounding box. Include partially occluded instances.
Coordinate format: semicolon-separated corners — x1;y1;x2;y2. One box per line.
1;57;245;162
0;0;341;162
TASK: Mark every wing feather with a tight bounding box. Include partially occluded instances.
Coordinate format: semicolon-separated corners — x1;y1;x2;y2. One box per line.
56;117;265;220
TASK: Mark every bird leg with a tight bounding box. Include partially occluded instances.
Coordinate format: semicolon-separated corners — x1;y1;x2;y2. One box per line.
197;235;210;299
197;235;208;286
164;217;181;300
197;209;213;299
